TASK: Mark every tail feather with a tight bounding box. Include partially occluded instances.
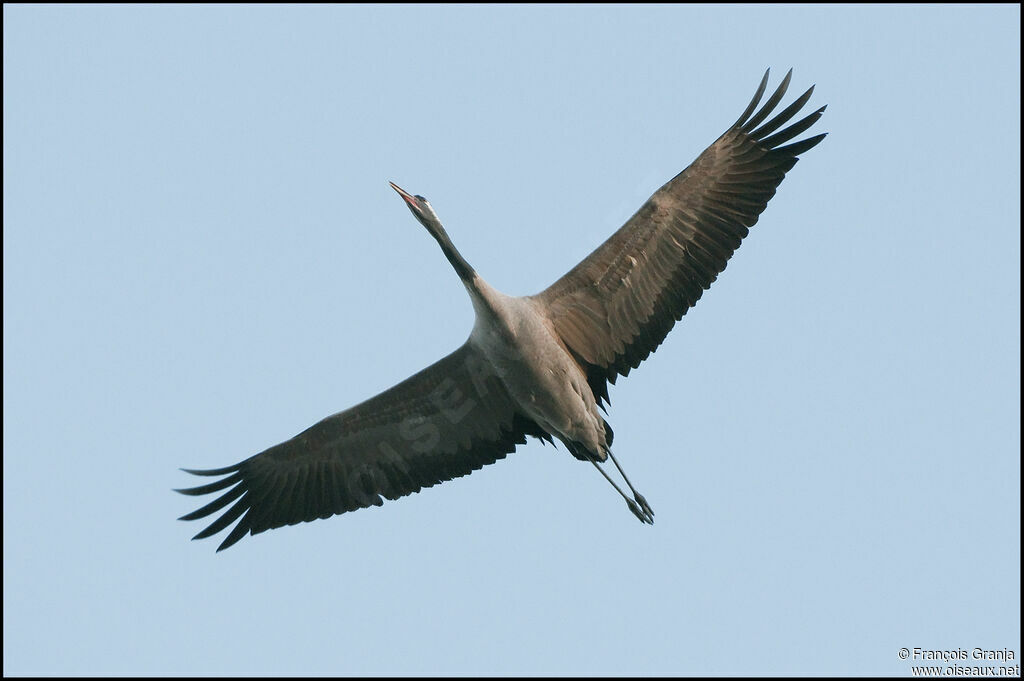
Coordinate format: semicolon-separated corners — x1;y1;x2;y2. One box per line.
565;439;607;462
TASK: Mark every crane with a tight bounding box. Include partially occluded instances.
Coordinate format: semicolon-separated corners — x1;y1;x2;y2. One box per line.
178;69;827;551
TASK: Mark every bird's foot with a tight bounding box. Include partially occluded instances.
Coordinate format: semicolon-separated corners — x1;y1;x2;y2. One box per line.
634;493;654;522
627;498;654;525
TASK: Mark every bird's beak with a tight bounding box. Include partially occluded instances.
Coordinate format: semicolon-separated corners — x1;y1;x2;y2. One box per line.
389;181;417;207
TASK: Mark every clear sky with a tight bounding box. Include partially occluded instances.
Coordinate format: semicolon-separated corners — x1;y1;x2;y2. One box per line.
4;4;1020;676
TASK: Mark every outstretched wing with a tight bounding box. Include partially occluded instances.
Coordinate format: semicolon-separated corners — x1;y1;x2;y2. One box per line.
177;342;545;551
533;68;827;406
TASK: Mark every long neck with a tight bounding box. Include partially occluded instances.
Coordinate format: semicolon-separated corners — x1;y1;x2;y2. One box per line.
426;220;509;326
428;221;476;285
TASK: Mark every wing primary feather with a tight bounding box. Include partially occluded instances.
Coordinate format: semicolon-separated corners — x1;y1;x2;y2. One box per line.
731;68;770;128
217;510;254;552
192;494;250;540
741;68;792;133
760;106;827;149
245;468;292;533
773;132;828;157
180;464;241;477
178;484;246;521
174;472;243;496
749;85;815;140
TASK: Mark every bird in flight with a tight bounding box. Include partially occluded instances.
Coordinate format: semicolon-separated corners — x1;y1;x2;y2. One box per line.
178;69;826;551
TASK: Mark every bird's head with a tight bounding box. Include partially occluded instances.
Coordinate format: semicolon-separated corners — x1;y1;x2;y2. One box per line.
389;181;443;234
388;180;474;280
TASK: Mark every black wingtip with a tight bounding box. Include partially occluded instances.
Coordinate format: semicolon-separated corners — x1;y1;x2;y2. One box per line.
732;69;772;129
742;69;794;134
215;535;239;552
749;85;816;140
175;472;244;497
759;103;827;150
775;131;828;157
180;464;241;477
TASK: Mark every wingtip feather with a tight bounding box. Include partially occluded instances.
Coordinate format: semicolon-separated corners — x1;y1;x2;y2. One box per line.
180;463;241;477
732;69;771;129
741;69;793;133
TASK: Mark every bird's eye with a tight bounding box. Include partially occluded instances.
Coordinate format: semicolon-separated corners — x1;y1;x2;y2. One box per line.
414;195;426;202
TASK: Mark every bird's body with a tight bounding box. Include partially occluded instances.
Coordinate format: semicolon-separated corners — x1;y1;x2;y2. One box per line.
179;69;827;550
468;281;609;462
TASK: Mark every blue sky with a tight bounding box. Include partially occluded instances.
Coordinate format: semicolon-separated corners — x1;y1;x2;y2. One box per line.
4;4;1019;676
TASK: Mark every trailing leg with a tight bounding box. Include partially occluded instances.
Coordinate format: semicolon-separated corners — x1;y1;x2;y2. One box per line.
606;449;654;521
